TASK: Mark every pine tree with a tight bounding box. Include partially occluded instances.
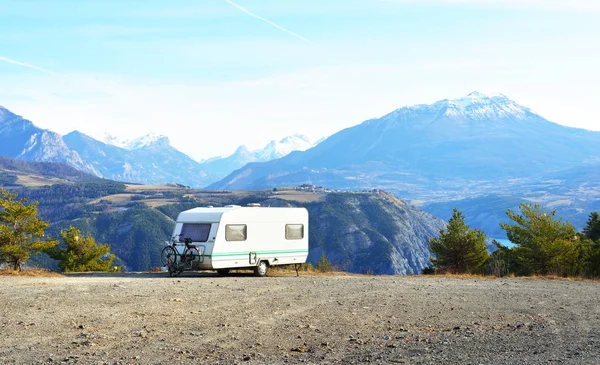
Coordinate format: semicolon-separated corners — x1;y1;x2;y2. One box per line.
500;203;578;276
583;212;600;242
0;188;58;270
580;212;600;277
46;226;116;272
429;208;488;274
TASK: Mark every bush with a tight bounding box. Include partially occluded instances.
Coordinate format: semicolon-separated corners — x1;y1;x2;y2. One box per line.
315;254;332;272
421;266;435;275
46;226;116;272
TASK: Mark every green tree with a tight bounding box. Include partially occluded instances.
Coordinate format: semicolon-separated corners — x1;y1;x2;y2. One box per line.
46;226;116;272
579;213;600;277
0;188;58;270
429;208;488;274
315;253;332;272
579;235;600;278
500;203;578;276
583;212;600;242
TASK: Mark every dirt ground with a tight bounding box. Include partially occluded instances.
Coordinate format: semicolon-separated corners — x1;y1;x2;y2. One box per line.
1;272;599;365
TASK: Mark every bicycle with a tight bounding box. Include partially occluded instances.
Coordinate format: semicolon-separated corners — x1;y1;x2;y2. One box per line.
160;235;203;276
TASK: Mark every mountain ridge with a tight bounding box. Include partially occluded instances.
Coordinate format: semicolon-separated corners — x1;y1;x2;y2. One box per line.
0;107;100;176
0;106;316;187
209;92;600;192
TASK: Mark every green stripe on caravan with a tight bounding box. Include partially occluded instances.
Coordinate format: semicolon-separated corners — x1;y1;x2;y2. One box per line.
211;249;309;258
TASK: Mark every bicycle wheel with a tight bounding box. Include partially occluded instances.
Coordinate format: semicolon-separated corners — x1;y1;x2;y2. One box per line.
184;247;201;270
160;246;177;267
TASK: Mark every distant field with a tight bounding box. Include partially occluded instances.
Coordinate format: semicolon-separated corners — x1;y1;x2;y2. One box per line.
125;184;188;192
268;190;327;203
89;194;136;204
15;174;65;187
143;198;180;208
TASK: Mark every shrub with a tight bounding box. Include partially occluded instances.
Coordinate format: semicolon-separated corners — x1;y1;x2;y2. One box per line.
315;254;332;272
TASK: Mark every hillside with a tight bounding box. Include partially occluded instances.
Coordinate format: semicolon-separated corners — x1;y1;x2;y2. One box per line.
304;191;445;274
0;155;106;186
2;162;444;274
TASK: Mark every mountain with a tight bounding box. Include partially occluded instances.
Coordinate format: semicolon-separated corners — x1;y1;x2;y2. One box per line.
0;105;321;187
255;134;313;161
0;106;212;186
0;106;100;176
0;155;105;185
63;131;211;187
123;133;169;150
208;92;600;197
198;134;316;182
302;190;445;274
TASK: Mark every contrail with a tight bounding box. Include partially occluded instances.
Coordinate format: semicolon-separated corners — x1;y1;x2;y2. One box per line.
222;0;313;44
0;56;59;75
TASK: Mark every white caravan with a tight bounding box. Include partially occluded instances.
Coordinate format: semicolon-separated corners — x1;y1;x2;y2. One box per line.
170;205;309;276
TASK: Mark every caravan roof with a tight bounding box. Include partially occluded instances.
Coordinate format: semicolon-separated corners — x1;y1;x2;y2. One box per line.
176;206;307;223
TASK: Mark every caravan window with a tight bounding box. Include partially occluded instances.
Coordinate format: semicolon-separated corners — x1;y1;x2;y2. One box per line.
285;224;304;240
180;223;211;242
225;224;247;241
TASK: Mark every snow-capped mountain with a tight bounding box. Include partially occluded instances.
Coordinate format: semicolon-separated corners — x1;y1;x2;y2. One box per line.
404;91;529;121
0;105;320;187
64;131;210;186
254;134;313;161
104;132;171;150
0;106;100;176
124;133;170;150
209;91;600;193
198;134;318;182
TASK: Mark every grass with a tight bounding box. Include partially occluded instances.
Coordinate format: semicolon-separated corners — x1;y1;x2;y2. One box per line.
0;269;63;277
418;272;599;282
16;174;64;187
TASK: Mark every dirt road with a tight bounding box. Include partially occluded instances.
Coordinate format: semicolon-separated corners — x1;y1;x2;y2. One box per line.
1;272;599;364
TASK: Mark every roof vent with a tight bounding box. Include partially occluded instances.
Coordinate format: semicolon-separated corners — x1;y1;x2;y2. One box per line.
224;204;241;208
247;203;261;207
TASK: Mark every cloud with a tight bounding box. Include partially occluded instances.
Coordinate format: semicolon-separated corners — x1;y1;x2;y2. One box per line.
221;0;313;44
0;56;60;75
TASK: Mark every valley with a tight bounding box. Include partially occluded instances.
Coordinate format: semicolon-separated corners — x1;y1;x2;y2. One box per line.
1;156;443;274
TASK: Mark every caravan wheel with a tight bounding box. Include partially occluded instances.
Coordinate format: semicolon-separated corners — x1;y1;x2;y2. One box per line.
254;261;269;277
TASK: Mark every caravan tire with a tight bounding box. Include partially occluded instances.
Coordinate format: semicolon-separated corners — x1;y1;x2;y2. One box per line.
254;261;268;277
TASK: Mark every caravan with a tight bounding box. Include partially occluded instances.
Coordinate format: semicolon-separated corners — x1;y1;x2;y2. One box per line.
165;205;309;276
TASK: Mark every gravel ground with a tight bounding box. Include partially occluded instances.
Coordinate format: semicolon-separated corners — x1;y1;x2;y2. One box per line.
0;272;599;365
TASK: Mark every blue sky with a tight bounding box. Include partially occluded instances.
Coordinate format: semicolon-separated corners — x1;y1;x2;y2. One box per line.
1;0;599;159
